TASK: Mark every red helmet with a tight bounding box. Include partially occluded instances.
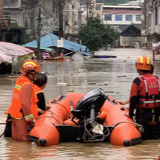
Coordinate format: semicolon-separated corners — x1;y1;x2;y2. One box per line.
21;59;41;74
136;55;151;70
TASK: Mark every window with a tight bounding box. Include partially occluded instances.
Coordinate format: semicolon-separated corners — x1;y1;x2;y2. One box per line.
96;5;101;10
104;14;112;21
136;15;141;21
115;15;122;21
4;0;19;7
125;15;132;21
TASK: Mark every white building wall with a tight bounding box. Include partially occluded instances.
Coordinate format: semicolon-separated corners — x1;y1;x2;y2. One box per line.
103;13;141;25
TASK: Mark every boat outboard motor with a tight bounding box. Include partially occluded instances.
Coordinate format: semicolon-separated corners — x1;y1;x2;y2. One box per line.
71;88;109;142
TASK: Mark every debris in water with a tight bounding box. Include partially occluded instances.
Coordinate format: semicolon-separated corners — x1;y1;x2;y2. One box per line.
105;91;114;93
57;83;67;86
88;83;96;85
68;90;74;92
103;82;108;85
78;69;87;73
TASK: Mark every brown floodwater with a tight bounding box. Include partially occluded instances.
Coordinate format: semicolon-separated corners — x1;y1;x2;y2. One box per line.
0;48;160;160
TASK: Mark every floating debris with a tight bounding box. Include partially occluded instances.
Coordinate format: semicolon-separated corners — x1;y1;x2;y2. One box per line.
103;82;108;85
104;91;114;93
78;69;87;73
88;83;96;85
57;83;67;86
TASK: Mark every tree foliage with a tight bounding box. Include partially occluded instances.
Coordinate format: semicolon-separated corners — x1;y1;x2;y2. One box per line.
96;0;131;5
78;17;119;52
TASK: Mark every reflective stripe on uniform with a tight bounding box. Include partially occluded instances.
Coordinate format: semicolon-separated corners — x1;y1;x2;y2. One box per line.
36;91;42;94
147;57;150;64
158;78;160;92
141;100;160;104
25;114;34;120
15;84;21;90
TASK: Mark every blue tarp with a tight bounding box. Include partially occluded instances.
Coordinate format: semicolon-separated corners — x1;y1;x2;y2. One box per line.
25;33;91;56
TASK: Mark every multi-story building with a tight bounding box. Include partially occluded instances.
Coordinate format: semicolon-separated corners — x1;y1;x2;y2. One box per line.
94;2;146;47
94;3;103;22
0;0;96;43
0;0;38;43
141;0;160;49
80;0;96;24
103;5;141;25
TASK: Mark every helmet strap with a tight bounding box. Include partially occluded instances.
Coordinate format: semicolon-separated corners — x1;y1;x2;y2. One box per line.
25;73;35;82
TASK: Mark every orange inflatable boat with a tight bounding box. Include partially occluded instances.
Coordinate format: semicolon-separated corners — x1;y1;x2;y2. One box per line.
28;93;84;146
101;100;142;146
28;88;142;146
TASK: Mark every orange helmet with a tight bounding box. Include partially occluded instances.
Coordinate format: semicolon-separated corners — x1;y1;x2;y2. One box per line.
136;55;151;70
21;59;41;74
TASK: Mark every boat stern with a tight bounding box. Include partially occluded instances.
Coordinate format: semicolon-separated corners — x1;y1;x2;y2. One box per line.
110;123;142;146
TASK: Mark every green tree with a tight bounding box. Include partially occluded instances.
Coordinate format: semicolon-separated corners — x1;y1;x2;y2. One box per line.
78;17;119;53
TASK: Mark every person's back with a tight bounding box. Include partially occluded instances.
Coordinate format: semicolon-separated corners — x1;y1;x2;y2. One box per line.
34;73;48;113
115;64;155;106
129;55;160;140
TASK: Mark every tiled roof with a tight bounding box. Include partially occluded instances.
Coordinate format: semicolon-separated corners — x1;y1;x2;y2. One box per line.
25;33;91;56
111;24;141;33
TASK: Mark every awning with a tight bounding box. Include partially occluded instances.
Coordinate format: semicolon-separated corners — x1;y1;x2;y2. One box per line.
22;45;53;52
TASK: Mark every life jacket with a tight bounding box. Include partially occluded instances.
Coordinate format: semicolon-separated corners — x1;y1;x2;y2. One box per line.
8;76;38;120
138;75;160;109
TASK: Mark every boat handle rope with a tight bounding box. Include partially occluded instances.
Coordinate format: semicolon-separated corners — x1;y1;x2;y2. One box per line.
113;121;144;133
48;110;63;124
36;111;63;125
53;102;70;119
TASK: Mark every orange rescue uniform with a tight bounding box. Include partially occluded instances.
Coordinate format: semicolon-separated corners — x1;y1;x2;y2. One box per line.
8;75;38;141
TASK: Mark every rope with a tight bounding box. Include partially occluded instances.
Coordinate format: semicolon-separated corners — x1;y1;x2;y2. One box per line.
36;110;63;125
113;121;144;133
0;132;4;137
52;102;70;119
47;110;63;124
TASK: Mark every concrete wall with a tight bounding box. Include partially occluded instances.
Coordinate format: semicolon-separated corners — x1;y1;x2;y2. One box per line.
121;36;146;47
38;0;59;36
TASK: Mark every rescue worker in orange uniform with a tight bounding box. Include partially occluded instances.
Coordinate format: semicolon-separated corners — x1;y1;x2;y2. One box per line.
129;55;160;140
115;64;154;105
7;59;42;142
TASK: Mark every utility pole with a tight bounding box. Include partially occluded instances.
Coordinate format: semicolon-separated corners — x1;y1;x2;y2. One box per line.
85;1;93;24
86;2;89;21
37;5;41;60
0;0;3;21
58;0;63;39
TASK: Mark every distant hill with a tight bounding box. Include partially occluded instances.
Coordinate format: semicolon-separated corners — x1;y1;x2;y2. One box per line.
96;0;133;5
